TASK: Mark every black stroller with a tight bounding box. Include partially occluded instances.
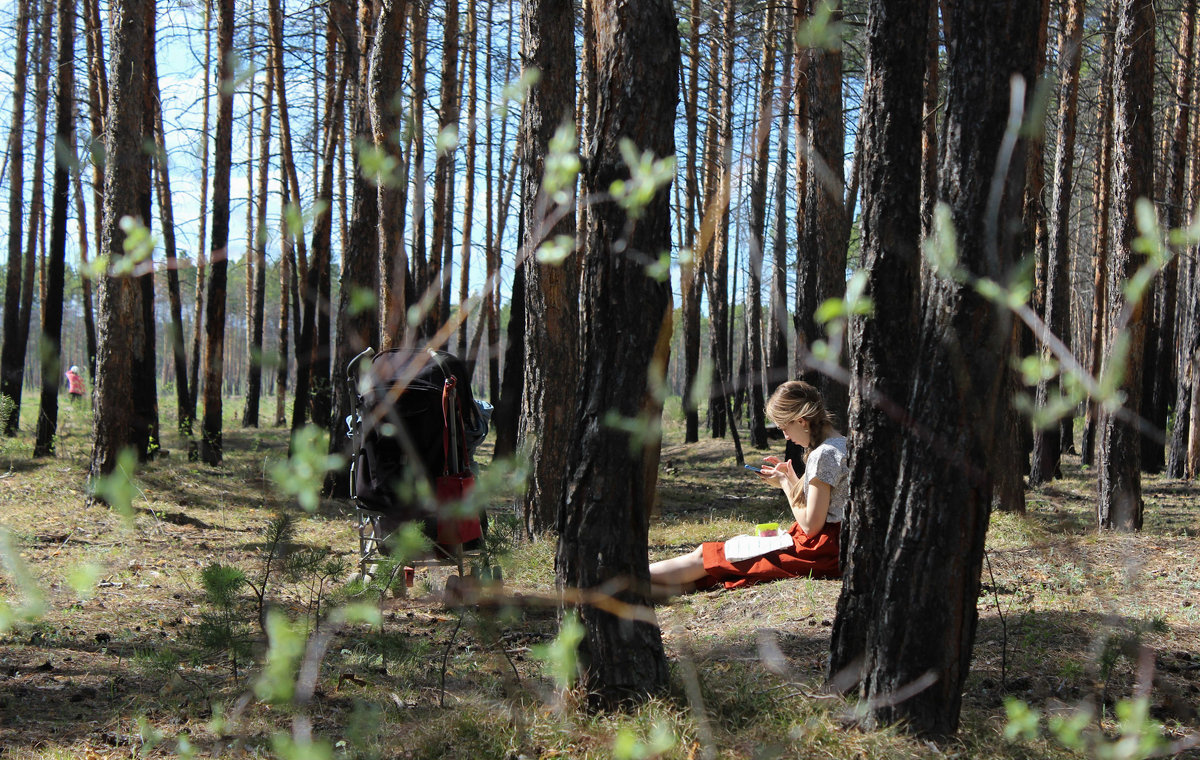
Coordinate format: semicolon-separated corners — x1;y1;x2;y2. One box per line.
345;347;490;590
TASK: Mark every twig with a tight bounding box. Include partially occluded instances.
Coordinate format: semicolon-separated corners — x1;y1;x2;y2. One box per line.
984;549;1008;689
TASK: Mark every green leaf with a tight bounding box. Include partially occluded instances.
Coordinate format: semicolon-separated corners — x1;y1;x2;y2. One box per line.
531;611;586;690
269;426;345;512
535;235;575;266
66;563;102;601
796;0;844;51
255;610;307;704
923;202;959;279
91;447;140;522
1003;697;1040;742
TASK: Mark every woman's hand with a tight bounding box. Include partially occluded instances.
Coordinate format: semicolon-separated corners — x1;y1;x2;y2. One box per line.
758;456;800;493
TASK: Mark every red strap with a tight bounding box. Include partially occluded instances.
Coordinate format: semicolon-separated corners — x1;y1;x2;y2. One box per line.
441;376;456;474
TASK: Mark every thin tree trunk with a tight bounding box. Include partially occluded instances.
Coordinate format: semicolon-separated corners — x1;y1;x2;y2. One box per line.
744;1;776;450
151;53;193;436
243;19;276;428
198;0;235;466
1030;0;1086;485
12;0;53;430
189;0;212;425
430;0;459;334
410;0;430;331
1147;0;1196;474
34;0;75;457
766;1;793;396
0;0;31;436
706;0;734;440
1081;3;1115;467
275;172;292;426
456;0;478;357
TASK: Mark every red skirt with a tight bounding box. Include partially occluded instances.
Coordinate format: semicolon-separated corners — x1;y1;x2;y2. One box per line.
698;521;840;590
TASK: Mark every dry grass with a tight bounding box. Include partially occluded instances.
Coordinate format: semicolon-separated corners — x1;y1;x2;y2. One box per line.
0;397;1198;759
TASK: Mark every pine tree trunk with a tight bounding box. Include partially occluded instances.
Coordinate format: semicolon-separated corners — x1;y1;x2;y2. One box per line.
429;0;459;334
1081;3;1115;468
1098;0;1154;531
410;1;430;329
198;0;236;465
372;0;411;349
679;0;703;443
0;0;31;436
243;19;276;428
766;0;793;398
798;0;847;423
850;0;1037;734
456;0;478;357
559;0;675;707
1147;0;1196;474
829;0;930;689
33;0;75;457
517;0;578;536
1030;0;1085;485
293;23;347;435
328;0;379;496
706;0;734;440
151;55;193;436
744;2;776;450
275;172;292;426
89;0;155;480
190;0;212;425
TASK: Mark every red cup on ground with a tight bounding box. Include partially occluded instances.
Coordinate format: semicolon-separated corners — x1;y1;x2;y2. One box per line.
404;566;415;587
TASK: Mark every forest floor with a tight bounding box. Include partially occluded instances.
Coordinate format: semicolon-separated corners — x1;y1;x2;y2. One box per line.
0;397;1198;759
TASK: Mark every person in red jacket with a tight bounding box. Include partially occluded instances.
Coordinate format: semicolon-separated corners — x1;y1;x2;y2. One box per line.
64;365;85;401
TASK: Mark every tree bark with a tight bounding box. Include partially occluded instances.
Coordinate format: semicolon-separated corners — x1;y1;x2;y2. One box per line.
517;0;578;536
1081;4;1115;467
89;0;155;480
797;0;848;424
1147;0;1196;474
189;0;211;426
829;0;929;692
0;0;31;436
243;18;277;428
744;2;777;450
1098;0;1155;531
456;0;478;357
372;0;412;349
706;0;734;440
33;0;75;457
848;0;1036;736
679;0;703;443
559;0;676;707
430;0;459;334
328;0;380;496
150;46;192;437
198;0;235;465
1030;0;1086;485
766;0;794;400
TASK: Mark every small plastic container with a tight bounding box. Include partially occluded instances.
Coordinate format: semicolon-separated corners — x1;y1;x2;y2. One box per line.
755;522;779;537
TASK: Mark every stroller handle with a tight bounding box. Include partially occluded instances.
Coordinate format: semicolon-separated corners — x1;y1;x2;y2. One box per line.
346;347;377;392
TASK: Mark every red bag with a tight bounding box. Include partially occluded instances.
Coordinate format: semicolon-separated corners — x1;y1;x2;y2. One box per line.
435;375;482;546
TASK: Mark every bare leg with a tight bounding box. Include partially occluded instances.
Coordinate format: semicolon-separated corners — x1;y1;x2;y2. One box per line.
649;545;708;596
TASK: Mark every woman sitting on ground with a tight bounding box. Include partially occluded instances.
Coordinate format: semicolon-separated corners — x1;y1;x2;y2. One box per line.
649;380;848;594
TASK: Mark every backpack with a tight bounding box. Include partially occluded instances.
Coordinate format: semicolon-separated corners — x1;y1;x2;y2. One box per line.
349;348;485;549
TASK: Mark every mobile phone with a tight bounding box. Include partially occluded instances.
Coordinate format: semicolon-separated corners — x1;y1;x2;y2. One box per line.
744;464;764;473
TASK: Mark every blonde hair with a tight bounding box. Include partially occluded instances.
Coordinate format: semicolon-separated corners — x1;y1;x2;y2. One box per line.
765;380;837;450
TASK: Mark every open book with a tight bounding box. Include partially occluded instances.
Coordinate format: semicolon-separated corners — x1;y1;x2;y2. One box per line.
723;532;794;563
